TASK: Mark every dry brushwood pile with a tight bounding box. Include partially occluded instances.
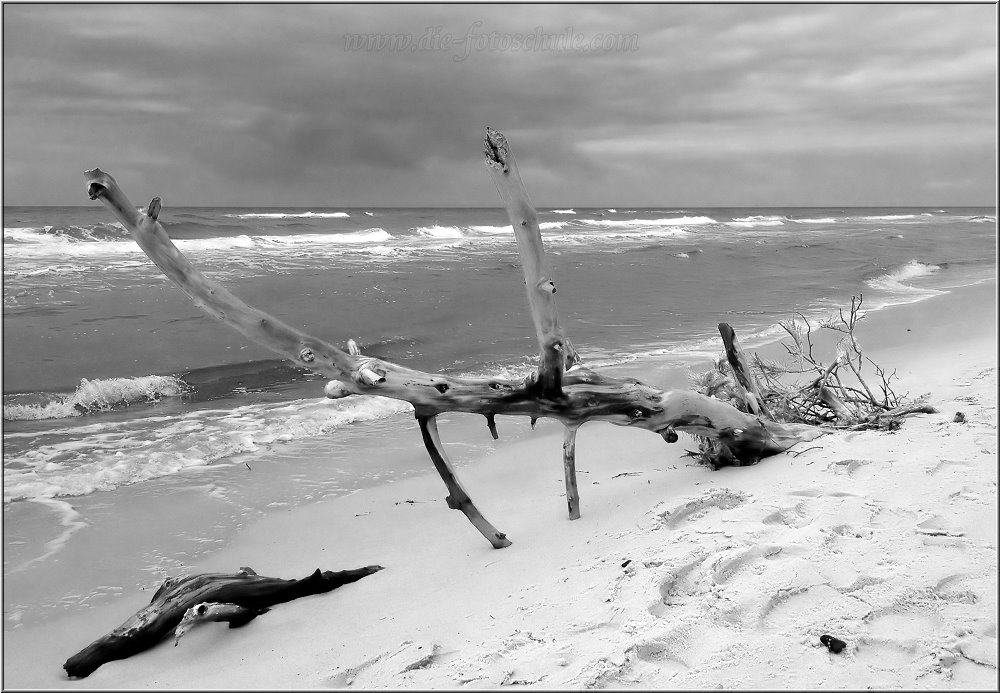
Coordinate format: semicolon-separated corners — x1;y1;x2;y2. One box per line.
691;297;936;468
83;126;933;548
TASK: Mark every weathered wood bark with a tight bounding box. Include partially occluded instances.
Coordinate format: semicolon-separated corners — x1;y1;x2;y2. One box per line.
818;383;855;422
484;126;572;398
718;322;773;419
562;425;581;520
418;415;511;548
83;127;824;548
63;565;383;678
172;601;262;646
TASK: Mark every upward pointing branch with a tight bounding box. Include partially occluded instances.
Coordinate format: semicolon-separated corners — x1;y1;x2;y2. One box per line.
484;126;568;399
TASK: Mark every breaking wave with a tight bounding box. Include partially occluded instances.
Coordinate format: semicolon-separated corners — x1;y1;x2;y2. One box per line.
3;375;187;421
865;260;942;296
4;224;129;244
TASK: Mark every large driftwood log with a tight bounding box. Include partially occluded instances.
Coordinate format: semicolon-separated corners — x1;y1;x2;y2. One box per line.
84;127;823;548
63;565;383;678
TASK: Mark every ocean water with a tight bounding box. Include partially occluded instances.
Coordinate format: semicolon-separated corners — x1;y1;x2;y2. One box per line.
2;204;996;630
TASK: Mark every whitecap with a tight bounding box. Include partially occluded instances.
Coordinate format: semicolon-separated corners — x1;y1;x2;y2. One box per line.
726;219;785;228
224;211;350;219
861;214;918;221
467;224;511;235
578;216;716;228
413;225;465;238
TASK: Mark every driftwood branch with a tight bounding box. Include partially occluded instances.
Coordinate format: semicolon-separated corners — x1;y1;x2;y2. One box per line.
418;415;511;548
562;425;581;520
84;127;824;548
718;322;773;419
484;126;569;398
63;565;383;678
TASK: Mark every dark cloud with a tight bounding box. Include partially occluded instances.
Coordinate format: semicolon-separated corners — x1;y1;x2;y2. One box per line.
3;4;995;206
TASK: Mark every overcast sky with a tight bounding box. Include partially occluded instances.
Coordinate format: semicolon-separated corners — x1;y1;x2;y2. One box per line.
3;3;996;207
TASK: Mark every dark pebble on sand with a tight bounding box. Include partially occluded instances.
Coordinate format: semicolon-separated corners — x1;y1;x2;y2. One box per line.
954;412;966;423
820;634;846;654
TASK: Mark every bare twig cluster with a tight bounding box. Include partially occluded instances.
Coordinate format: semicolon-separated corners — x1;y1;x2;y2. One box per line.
690;295;935;469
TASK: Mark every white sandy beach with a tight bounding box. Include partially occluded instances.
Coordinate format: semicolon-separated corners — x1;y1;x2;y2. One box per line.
4;280;997;690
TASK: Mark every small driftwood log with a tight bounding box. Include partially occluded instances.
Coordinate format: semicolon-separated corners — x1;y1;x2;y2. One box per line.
84;126;823;549
63;565;383;678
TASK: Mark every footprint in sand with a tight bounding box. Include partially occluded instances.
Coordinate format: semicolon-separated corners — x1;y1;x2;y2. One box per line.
927;458;975;475
760;582;869;629
915;515;966;539
932;573;979;605
788;487;858;498
865;610;940;642
648;553;709;616
828;524;874;540
710;544;787;585
761;501;813;528
838;574;886;594
827;458;875;478
652;489;747;530
631;635;691;673
324;641;445;688
955;635;999;669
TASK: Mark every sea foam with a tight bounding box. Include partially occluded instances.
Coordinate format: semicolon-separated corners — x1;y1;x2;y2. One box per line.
3;395;412;502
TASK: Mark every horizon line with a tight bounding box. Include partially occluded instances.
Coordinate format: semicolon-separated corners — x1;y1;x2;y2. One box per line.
4;203;997;210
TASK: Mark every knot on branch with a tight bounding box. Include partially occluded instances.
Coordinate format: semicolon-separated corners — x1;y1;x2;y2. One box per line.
355;360;387;386
538;278;556;294
324;380;352;399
